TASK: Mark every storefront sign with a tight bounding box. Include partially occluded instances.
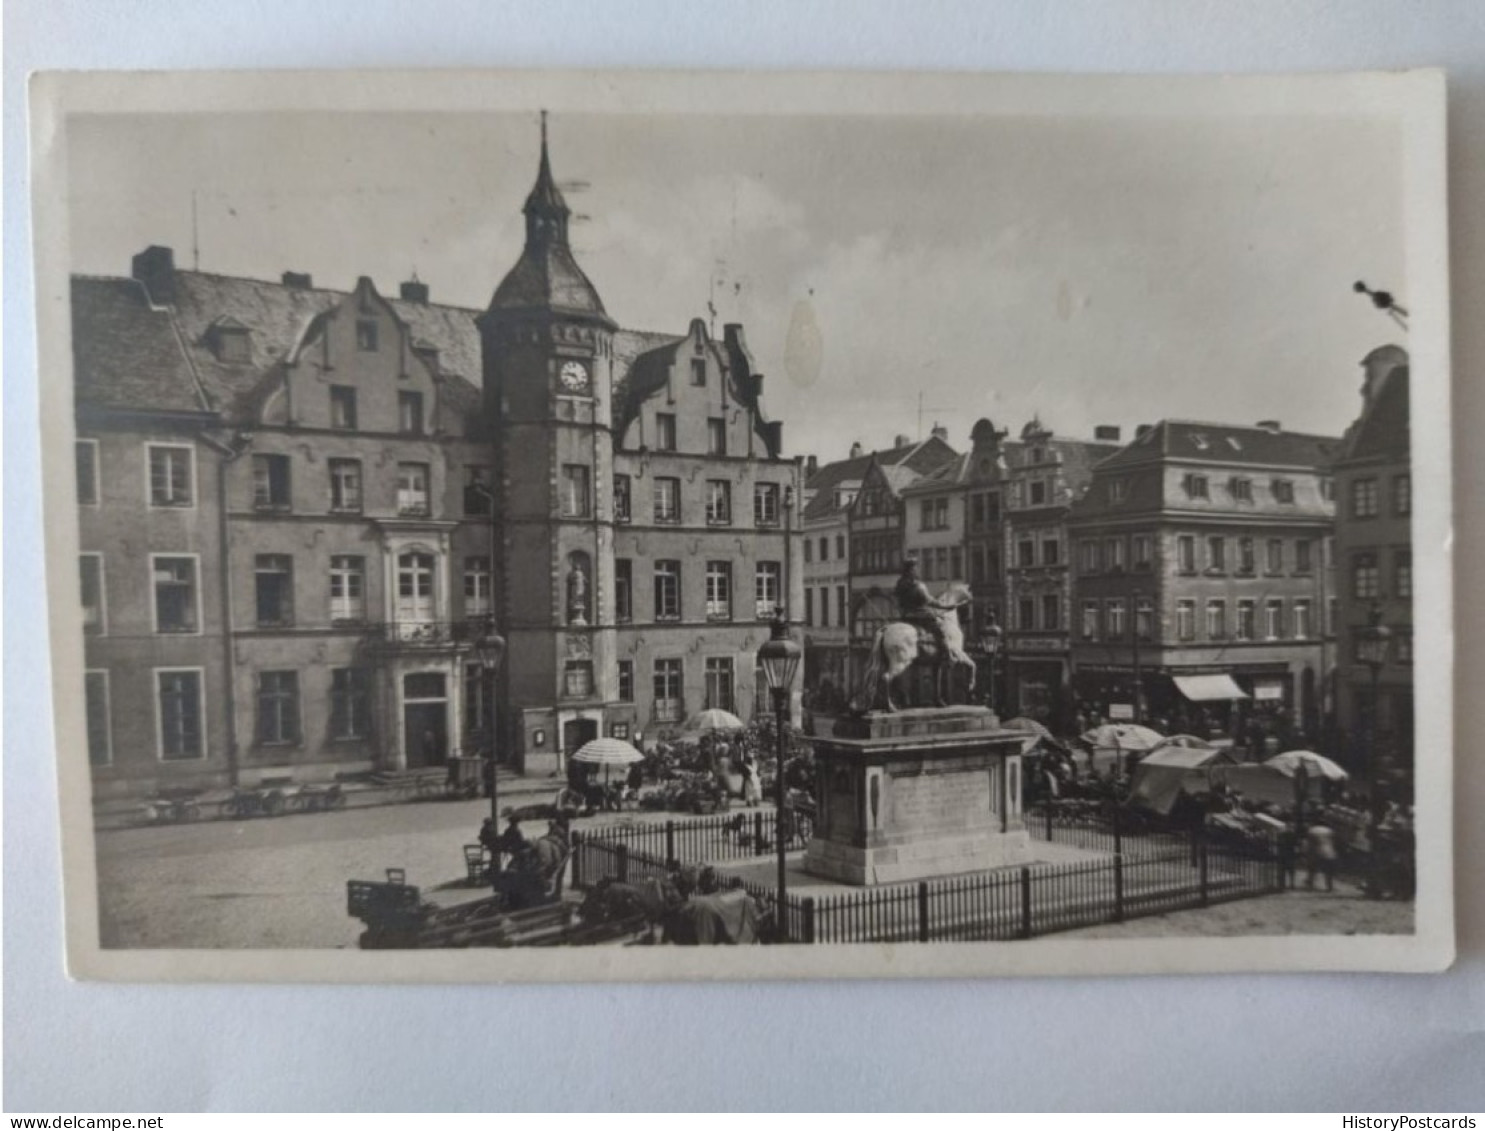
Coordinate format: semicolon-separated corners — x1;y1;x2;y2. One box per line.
1109;703;1135;720
1253;681;1285;701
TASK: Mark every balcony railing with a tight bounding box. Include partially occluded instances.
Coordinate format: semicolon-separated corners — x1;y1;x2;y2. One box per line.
365;618;494;648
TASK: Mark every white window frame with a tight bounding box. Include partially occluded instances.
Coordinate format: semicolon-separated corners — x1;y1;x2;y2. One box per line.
329;555;366;623
705;480;732;526
1176;599;1196;641
464;556;492;618
1264;599;1285;641
153;666;207;762
80;552;107;636
255;669;302;746
753;483;780;527
149;553;203;636
1293;600;1312;640
1235;599;1256;641
1104;598;1126;639
145;443;196;509
329;458;363;513
76;439;101;507
85;669;113;766
1081;600;1100;641
704;561;732;621
755;562;782;620
329;667;373;741
396;462;431;516
1206;600;1226;641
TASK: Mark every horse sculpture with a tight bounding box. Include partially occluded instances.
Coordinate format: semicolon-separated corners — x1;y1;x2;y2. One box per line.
853;582;976;713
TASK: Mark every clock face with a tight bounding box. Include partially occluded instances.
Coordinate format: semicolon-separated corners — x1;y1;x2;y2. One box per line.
559;360;590;392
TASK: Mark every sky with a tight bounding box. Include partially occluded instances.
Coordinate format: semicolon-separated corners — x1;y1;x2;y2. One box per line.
67;109;1406;461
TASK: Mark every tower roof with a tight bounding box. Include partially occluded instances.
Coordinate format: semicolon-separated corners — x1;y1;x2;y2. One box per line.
487;113;611;324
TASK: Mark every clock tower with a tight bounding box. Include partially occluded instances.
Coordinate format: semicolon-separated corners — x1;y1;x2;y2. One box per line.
479;114;619;774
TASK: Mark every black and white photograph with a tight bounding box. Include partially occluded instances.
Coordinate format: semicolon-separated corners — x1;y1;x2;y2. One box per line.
31;68;1452;981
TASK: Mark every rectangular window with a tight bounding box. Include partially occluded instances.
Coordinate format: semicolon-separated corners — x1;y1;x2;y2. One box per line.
85;671;111;765
803;539;813;564
563;661;594;699
655;413;677;452
654;561;681;621
76;440;99;505
462;466;492;516
837;585;847;630
1207;536;1226;572
1018;540;1035;567
705;480;731;525
920;500;934;531
1105;537;1125;572
1352;552;1380;599
329;386;358;430
934;498;949;529
654;477;680;524
804;587;814;627
1267;539;1284;574
464;556;492;618
610;474;631;523
1238;537;1255;575
157;670;204;761
753;483;780;526
818;586;830;628
755;562;782;619
1206;600;1226;640
560;464;591;518
329;556;365;623
398;391;424;435
1395;549;1412;599
256;671;300;745
1395;633;1413;666
1110;479;1129;504
707;418;727;456
396;462;430;515
80;553;105;635
252;454;292;510
1352;477;1379;518
1271;478;1296;503
1394;473;1411;517
329;668;372;740
1133;534;1153;571
1135;597;1154;641
615;559;633;623
356;319;379;351
704;657;735;712
1176;600;1196;641
464;663;492;736
690;358;707;386
1019;597;1036;631
255;554;295;626
1295;539;1314;574
705;561;732;621
1265;599;1285;640
921;553;936;582
329;459;363;513
1080;539;1100;574
1230;477;1253;502
1042;538;1059;565
148;444;194;507
1080;600;1100;641
617;660;634;703
1177;535;1196;574
1029;480;1048;506
152;556;199;634
1236;599;1256;641
819;537;829;562
1042;594;1060;631
653;658;683;720
1184;474;1209;499
1293;599;1312;640
1105;599;1126;639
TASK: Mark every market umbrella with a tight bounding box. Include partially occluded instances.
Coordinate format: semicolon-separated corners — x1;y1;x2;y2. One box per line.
1149;733;1214;753
1004;716;1059;756
682;708;745;734
570;737;645;767
1265;750;1350;782
1081;724;1165;751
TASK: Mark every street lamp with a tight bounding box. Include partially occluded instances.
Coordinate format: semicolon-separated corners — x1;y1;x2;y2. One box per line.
1356;602;1393;828
471;622;506;875
979;614;1003;714
757;608;802;924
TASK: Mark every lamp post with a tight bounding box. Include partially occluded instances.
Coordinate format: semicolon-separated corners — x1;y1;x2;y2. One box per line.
757;608;802;924
1130;587;1143;725
979;614;1003;715
471;624;507;873
1356;602;1392;830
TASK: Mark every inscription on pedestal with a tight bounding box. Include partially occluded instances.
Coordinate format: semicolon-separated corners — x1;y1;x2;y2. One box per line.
891;771;990;834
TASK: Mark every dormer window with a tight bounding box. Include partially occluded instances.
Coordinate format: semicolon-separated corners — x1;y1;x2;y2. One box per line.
356;319;379;352
1184;473;1210;499
1109;478;1129;504
1190;432;1210;451
1271;478;1296;503
218;327;250;364
1229;477;1254;502
412;340;440;372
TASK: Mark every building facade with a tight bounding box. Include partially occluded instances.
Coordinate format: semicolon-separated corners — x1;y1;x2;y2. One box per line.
1333;345;1413;788
72;127;802;797
1067;420;1338;744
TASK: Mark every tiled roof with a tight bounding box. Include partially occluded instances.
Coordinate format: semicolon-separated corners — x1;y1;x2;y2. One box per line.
487;240;609;321
71;277;211;416
802;435;957;520
1340;366;1409;462
1097;420;1340;470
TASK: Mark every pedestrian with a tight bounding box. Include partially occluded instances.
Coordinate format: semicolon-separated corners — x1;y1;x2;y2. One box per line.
1305;820;1338;892
1276;822;1298;890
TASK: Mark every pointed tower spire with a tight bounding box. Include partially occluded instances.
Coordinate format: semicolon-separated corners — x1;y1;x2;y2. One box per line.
524;109;570;246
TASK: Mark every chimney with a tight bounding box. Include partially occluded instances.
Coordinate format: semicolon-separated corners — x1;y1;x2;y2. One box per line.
131;245;177;306
400;279;430;304
1094;425;1121;442
931;423;949;442
1135;424;1153;439
281;271;313;289
894;434;911;448
1256;419;1282;434
805;454;819;479
849;441;864;459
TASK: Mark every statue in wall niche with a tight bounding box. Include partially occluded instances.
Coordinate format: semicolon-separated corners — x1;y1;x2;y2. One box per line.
567;559;589;625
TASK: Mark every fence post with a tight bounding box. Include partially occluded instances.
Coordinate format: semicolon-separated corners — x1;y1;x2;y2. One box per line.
803;896;817;944
1198;834;1209;907
1019;866;1033;939
571;830;585;889
664;820;677;869
1045;802;1054;842
616;842;629;885
917;881;930;943
1112;804;1123;857
1113;853;1125;923
754;811;765;855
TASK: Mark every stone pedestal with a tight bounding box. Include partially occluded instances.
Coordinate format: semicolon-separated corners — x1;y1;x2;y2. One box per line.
803;706;1032;885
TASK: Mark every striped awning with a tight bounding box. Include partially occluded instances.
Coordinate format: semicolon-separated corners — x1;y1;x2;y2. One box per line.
1172;673;1249;702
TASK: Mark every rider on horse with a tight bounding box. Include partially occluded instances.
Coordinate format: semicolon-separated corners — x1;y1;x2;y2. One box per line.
895;556;959;653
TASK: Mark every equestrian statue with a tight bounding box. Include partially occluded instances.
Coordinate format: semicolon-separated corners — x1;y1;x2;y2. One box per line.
853;556;976;713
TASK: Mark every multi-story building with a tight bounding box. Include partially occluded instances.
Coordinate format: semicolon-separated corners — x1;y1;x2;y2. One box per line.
1001;420;1120;727
1333;345;1413;782
72;125;803;796
1067;420;1339;742
799;433;955;709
